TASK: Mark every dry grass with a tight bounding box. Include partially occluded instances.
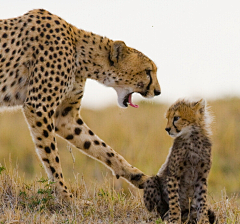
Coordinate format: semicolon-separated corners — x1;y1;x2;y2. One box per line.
0;162;240;223
0;163;152;223
0;97;240;223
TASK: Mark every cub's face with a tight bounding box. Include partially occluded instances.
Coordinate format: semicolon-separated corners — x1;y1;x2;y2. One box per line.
105;41;161;108
165;99;205;138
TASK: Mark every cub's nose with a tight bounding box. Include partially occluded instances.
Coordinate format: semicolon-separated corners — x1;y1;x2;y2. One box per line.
165;128;171;133
154;89;161;96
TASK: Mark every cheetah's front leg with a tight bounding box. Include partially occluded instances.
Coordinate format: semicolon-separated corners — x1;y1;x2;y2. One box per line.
54;102;149;188
23;104;73;200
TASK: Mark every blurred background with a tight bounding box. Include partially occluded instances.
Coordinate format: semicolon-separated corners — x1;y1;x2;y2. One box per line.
0;1;240;200
0;0;240;109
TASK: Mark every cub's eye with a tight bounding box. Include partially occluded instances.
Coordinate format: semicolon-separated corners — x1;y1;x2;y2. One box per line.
146;70;151;77
173;116;180;122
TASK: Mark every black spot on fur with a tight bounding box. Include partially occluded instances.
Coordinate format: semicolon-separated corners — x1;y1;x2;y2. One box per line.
51;143;55;150
107;152;114;157
50;166;56;173
45;146;51;153
84;141;91;149
36;111;42;117
43;130;49;138
76;118;83;125
66;135;74;140
88;130;94;135
74;127;81;135
106;159;112;166
62;106;72;116
42;158;49;163
36;122;42;127
94;140;100;145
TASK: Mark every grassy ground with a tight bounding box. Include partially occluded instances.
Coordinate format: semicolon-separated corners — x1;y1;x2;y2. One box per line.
0;164;240;223
0;97;240;223
0;163;239;223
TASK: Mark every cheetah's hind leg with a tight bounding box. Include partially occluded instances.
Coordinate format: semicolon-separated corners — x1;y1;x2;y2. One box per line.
143;176;168;220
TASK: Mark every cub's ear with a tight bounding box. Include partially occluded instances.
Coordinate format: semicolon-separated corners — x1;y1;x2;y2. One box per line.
110;41;127;64
192;99;206;114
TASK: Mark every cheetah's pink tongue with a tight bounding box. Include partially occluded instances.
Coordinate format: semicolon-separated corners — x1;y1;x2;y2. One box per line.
128;94;139;108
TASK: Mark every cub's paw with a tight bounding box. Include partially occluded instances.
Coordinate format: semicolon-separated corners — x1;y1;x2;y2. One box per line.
181;208;217;224
208;209;217;224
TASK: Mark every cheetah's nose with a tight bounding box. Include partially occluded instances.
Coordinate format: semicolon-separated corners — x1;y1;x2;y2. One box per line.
154;89;161;96
165;128;171;133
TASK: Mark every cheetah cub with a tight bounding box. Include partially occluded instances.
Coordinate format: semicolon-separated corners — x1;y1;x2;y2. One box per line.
143;99;216;224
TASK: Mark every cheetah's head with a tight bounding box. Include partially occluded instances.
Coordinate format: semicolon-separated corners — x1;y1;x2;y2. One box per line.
104;41;161;108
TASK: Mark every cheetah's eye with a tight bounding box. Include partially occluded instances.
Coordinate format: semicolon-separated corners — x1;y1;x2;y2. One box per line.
173;116;180;122
146;70;151;77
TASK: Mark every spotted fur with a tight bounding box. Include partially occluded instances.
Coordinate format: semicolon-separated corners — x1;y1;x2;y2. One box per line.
0;9;161;200
144;99;216;223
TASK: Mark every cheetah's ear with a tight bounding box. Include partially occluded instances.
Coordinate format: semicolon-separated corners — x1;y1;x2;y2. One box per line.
192;99;205;114
110;41;127;65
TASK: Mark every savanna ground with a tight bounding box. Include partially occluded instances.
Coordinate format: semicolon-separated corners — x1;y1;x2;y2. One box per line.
0;98;240;223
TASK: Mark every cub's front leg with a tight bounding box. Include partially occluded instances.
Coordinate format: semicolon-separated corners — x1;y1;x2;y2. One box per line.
167;175;181;224
194;161;211;224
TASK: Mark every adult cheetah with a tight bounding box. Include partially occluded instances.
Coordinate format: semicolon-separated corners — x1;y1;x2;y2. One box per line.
143;99;216;223
0;9;161;200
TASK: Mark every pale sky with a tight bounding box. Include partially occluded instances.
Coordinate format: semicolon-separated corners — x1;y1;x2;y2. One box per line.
1;0;239;109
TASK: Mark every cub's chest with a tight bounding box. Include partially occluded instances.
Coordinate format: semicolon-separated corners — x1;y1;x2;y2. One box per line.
182;138;206;166
178;150;204;185
186;150;201;166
